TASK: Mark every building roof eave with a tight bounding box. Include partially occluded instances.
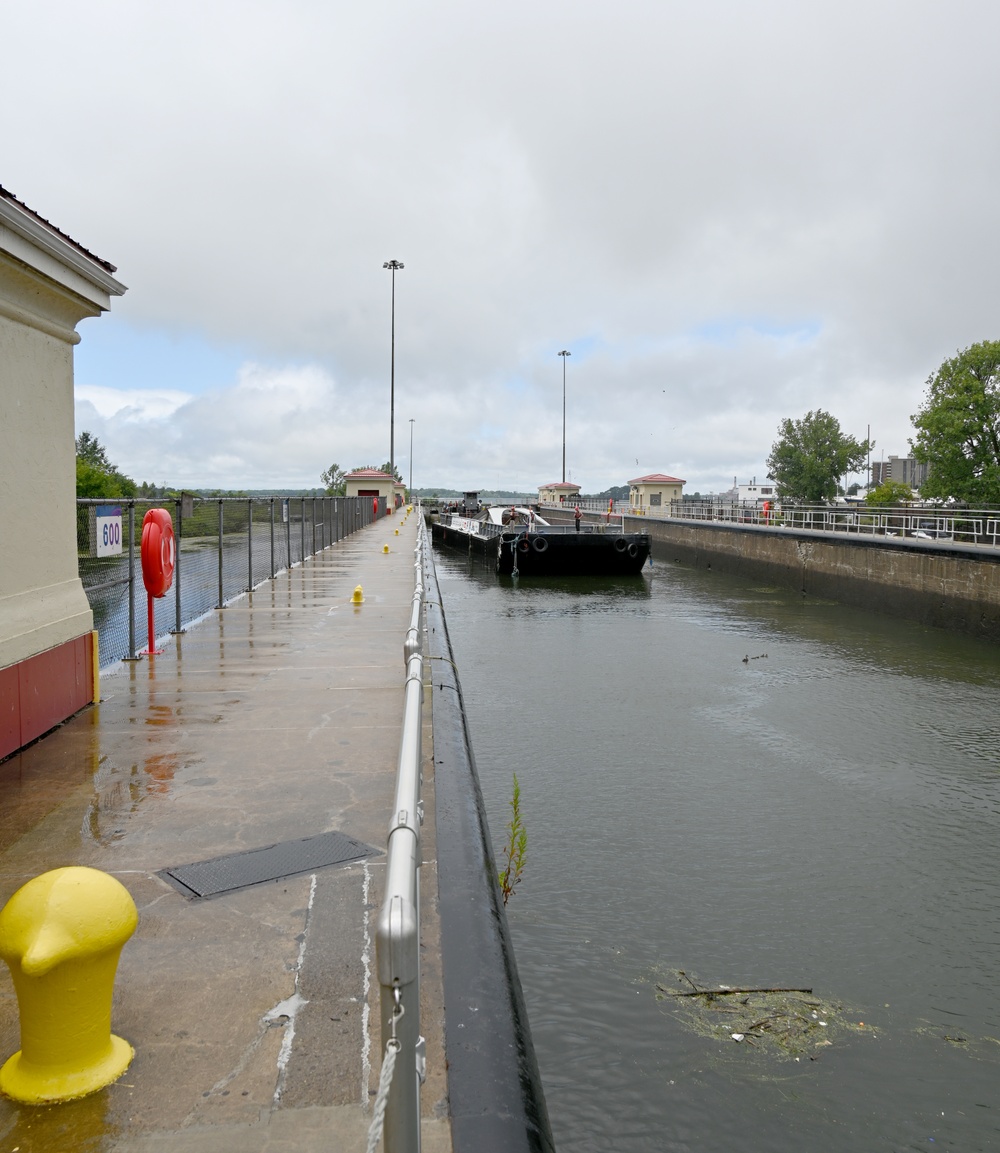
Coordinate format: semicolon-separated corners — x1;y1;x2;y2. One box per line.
0;188;126;298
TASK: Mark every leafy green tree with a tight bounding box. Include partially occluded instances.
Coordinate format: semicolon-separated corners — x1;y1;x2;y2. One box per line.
766;410;871;502
75;432;137;498
866;480;914;506
321;463;346;495
911;340;1000;505
76;430;112;469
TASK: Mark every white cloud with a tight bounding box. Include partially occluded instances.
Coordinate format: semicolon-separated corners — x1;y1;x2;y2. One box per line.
9;0;1000;491
76;385;190;422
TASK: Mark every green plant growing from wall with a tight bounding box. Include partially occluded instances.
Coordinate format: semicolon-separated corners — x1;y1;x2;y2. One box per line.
498;773;527;906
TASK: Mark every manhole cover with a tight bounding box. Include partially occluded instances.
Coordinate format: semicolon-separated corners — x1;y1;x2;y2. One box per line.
160;830;380;898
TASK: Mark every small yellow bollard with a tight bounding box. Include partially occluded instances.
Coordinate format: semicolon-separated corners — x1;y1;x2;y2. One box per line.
394;529;399;536
0;867;137;1104
383;544;390;553
351;585;364;603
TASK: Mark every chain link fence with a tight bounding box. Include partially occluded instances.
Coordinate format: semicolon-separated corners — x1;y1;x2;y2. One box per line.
78;495;384;668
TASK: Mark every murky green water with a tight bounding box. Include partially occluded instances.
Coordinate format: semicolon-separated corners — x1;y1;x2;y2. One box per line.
433;545;1000;1152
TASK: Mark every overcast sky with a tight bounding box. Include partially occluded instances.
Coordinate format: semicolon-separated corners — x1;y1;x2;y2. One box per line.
5;0;999;494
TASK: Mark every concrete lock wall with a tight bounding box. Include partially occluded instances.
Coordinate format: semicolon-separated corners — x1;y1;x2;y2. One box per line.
639;518;1000;642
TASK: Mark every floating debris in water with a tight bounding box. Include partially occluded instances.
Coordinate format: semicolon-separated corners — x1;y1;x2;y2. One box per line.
653;969;874;1060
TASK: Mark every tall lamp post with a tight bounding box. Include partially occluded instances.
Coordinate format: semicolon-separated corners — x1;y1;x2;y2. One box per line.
383;260;404;480
408;418;415;498
558;349;571;483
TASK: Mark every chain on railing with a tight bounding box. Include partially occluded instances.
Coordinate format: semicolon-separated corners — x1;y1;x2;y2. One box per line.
77;494;386;668
371;516;426;1153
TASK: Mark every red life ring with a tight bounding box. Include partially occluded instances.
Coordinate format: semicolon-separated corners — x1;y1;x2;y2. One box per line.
141;508;175;598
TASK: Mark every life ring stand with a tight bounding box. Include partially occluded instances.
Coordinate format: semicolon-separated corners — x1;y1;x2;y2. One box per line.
614;537;628;553
141;509;175;598
532;536;549;553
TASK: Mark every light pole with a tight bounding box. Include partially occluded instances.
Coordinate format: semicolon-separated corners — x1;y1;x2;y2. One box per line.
558;349;571;483
383;260;404;480
408;418;414;497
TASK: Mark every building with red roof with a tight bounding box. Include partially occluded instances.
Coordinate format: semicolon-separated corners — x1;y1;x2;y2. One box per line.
628;473;686;514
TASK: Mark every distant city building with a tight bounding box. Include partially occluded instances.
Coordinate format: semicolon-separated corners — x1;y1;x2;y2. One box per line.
871;455;929;490
737;481;777;503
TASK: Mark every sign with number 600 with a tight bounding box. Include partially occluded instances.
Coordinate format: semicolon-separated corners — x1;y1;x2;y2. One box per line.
96;505;123;557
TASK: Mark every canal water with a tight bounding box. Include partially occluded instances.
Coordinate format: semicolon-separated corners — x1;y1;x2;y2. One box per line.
431;544;1000;1152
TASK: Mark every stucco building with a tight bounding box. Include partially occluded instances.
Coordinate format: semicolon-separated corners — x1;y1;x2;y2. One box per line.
0;186;126;760
628;473;686;513
538;481;581;504
344;469;396;507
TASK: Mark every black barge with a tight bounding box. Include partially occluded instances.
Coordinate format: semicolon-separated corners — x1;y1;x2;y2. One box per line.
430;505;651;576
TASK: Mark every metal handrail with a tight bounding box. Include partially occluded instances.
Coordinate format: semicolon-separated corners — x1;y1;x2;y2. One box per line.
669;501;1000;548
77;494;385;667
375;516;427;1153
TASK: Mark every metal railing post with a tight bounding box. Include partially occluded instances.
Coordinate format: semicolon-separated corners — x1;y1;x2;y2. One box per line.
248;498;253;594
218;499;225;608
127;501;136;658
300;498;305;562
173;497;182;635
270;498;276;579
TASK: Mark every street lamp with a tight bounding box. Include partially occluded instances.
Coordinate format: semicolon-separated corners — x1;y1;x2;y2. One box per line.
558;350;571;483
383;260;404;480
408;418;415;497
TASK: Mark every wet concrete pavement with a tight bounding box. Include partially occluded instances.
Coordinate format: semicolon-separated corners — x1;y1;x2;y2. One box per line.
0;510;449;1152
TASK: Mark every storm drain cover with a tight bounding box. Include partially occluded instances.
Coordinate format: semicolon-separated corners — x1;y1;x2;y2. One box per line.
160;830;381;898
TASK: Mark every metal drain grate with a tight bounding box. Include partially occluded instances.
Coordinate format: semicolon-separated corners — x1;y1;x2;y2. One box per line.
160;830;381;898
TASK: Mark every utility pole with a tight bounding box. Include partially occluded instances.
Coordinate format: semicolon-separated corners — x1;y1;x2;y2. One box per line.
558;349;571;483
383;260;404;480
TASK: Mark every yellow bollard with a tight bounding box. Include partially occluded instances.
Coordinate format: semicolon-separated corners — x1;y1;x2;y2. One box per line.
394;529;399;536
0;867;137;1104
351;585;364;603
383;544;390;553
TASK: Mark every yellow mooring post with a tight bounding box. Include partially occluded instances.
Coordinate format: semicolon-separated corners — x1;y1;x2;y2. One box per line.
0;867;137;1103
351;585;365;604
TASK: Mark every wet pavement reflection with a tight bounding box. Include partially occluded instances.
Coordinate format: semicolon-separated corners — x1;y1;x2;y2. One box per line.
0;516;451;1152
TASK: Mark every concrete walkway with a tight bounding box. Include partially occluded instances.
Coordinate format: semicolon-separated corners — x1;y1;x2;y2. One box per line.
0;510;449;1152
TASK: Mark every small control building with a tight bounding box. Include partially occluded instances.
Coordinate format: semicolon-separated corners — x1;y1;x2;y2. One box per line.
344;469;396;508
628;473;686;514
538;481;581;504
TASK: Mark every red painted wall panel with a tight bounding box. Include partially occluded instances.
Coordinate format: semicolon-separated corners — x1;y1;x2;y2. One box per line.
0;635;94;760
0;664;20;761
